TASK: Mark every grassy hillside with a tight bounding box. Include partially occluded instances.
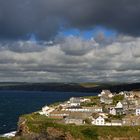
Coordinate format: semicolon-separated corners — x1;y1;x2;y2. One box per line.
0;138;11;140
16;113;140;140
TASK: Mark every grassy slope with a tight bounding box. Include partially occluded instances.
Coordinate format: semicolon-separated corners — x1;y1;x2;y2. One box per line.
0;138;12;140
21;113;140;140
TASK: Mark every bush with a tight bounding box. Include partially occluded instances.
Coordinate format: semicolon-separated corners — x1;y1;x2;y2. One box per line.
113;95;124;105
81;128;98;140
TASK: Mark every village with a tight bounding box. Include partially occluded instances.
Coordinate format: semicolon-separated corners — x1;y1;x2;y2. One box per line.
39;90;140;126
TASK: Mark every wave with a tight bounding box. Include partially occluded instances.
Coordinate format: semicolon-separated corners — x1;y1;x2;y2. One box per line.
0;131;16;138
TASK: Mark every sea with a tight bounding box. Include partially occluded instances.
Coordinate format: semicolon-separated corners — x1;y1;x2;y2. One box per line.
0;90;98;135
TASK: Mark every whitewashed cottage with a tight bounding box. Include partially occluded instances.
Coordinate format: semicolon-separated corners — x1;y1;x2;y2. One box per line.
115;101;124;115
69;97;81;107
39;105;55;116
99;90;113;104
109;107;116;115
91;114;105;126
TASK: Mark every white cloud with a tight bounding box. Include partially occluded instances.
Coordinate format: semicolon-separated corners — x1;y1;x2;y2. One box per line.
0;35;140;83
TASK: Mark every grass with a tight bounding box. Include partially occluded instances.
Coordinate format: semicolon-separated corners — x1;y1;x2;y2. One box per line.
113;95;124;105
82;96;101;106
108;114;125;120
21;113;140;140
0;138;12;140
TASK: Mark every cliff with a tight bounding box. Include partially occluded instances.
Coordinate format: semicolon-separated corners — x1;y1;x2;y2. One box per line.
14;114;77;140
11;113;140;140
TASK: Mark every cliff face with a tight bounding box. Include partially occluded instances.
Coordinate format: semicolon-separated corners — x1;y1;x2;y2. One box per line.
16;127;76;140
14;114;140;140
15;117;77;140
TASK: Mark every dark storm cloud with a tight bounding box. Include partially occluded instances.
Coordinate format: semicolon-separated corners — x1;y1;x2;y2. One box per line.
0;35;140;83
0;0;140;40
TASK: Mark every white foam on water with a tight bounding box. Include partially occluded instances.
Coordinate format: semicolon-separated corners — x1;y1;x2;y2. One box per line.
1;131;16;138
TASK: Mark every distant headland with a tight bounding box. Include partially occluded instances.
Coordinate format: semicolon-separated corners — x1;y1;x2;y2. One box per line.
0;82;140;93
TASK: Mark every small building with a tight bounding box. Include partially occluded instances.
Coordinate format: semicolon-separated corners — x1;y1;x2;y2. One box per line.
42;106;49;113
122;99;136;112
109;107;116;115
115;102;124;115
100;90;114;98
69;112;92;120
64;106;83;112
65;112;91;125
122;99;129;111
39;105;55;116
100;95;113;104
119;91;125;95
136;106;140;116
91;114;105;126
111;120;122;126
127;97;137;105
109;102;124;115
116;101;123;108
69;97;81;107
100;90;113;104
49;111;69;119
115;108;124;115
63;106;102;113
124;91;134;98
128;103;136;110
65;117;84;125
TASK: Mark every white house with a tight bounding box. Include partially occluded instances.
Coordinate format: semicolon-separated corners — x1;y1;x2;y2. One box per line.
136;106;140;116
119;91;125;95
124;91;134;99
109;108;116;115
115;101;124;115
42;106;49;112
65;118;84;125
99;90;113;104
100;90;114;98
116;101;123;108
100;95;113;104
39;105;55;116
69;97;81;107
49;111;69;119
91;114;105;126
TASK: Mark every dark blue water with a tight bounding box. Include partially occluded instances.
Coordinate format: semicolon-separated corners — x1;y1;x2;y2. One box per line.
0;90;97;134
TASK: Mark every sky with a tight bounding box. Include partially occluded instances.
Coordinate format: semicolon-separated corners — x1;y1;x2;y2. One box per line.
0;0;140;83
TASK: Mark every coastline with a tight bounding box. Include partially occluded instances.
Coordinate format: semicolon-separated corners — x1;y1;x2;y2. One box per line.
2;89;140;139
